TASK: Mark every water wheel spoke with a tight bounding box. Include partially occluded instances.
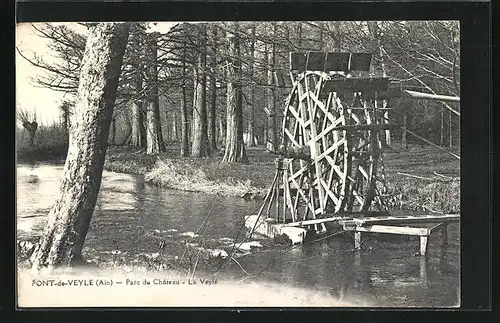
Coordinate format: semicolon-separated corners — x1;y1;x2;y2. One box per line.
274;69;388;225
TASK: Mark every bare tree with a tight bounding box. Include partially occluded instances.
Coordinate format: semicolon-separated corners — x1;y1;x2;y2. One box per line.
17;109;38;147
30;22;130;268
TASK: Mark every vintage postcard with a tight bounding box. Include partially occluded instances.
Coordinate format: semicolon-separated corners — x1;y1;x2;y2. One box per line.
16;20;461;308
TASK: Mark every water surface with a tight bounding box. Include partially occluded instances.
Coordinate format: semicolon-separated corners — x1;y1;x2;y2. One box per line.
17;164;460;307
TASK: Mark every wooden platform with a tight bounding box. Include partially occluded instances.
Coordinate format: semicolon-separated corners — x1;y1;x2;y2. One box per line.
245;213;460;255
340;214;459;255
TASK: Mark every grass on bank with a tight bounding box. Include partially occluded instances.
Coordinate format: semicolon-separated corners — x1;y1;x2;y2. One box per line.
104;143;460;213
104;145;275;196
17;130;460;213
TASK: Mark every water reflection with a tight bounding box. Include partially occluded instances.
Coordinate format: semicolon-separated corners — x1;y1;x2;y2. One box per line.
16;164;459;307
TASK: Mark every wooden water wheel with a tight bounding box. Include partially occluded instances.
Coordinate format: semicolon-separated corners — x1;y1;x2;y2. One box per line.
258;52;400;229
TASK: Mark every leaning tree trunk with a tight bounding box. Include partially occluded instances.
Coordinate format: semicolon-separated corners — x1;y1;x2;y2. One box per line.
191;24;209;157
145;32;163;154
30;23;130;268
222;24;248;164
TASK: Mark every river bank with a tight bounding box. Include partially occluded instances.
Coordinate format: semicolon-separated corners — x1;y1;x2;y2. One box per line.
17;143;460;213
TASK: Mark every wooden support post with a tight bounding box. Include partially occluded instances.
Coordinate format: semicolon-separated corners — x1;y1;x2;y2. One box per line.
419;256;427;280
354;250;361;266
354;231;362;250
441;223;449;246
419;236;428;256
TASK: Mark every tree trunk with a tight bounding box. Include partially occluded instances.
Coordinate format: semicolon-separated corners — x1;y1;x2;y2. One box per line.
265;32;277;153
402;111;408;149
27;124;38;147
219;117;225;148
449;109;452;148
248;24;256;147
155;103;164;149
180;38;189;157
180;89;189;156
297;23;303;49
129;30;146;149
165;109;170;142
119;115;132;146
440;105;444;146
333;21;342;51
191;24;209;157
30;22;130;268
62;111;70;139
368;22;391;146
207;24;218;151
172;111;178;142
318;22;324;50
222;24;248;164
110;117;116;145
130;96;145;148
145;32;163;154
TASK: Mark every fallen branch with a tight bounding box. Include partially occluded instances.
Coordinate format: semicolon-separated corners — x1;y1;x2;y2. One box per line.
433;171;459;181
397;172;434;180
230;257;250;276
423;205;445;214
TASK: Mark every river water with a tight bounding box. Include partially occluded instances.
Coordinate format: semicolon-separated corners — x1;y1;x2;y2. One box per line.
16;164;460;307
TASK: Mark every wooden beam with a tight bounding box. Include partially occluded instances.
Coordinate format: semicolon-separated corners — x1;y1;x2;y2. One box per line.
332;123;403;132
354;231;362;250
340;214;460;226
350;53;372;71
344;224;430;236
380;89;460;104
284;216;348;227
323;77;390;93
289;52;373;72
